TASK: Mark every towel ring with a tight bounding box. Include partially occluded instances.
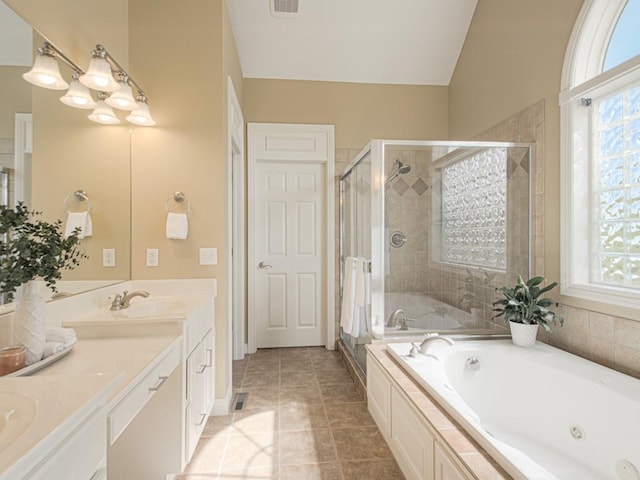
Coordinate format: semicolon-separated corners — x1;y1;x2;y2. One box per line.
165;191;191;214
64;190;91;213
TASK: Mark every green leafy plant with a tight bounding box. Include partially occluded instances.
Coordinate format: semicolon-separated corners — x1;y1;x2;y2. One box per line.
492;275;563;333
0;202;87;301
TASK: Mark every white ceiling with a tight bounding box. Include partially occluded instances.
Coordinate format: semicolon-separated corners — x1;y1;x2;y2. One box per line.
225;0;477;86
0;1;32;67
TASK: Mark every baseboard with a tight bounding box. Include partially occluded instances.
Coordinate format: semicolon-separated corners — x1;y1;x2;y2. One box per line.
210;384;232;416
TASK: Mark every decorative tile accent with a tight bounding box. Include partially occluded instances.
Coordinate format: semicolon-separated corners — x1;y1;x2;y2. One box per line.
411;178;429;195
392;178;409;195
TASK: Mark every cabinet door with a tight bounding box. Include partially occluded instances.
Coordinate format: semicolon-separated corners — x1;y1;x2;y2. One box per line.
391;385;435;480
367;355;392;439
434;443;472;480
203;329;215;413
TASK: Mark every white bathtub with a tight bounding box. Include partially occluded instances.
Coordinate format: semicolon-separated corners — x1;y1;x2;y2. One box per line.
386;340;640;480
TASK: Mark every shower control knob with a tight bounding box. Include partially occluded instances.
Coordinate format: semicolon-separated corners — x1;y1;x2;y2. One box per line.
258;261;272;269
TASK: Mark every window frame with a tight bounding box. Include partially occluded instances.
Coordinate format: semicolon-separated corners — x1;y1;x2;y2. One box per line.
560;0;640;309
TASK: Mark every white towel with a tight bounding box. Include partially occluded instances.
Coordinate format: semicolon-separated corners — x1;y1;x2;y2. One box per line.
340;257;369;338
46;327;76;347
166;212;188;240
43;341;64;358
65;211;92;239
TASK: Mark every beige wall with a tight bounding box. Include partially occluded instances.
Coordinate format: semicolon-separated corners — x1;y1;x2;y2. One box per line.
449;0;583;293
243;79;448;149
129;0;239;402
4;0;128;66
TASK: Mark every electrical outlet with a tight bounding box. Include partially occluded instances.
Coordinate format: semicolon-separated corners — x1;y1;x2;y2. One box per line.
146;248;159;267
199;247;217;265
102;248;116;267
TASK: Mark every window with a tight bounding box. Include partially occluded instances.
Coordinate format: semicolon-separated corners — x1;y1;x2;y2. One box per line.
561;0;640;307
441;148;507;270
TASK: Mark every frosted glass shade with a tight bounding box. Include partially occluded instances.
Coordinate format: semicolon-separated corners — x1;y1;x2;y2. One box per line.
105;82;137;111
79;56;120;92
60;79;97;109
22;54;69;90
126;101;156;126
88;100;120;125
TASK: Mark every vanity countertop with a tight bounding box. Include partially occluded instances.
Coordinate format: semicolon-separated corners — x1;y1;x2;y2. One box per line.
33;334;181;405
0;373;121;479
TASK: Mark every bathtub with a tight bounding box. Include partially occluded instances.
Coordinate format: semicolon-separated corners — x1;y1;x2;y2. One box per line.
386;340;640;480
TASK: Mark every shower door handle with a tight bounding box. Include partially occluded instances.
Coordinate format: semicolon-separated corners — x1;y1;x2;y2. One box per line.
258;261;272;269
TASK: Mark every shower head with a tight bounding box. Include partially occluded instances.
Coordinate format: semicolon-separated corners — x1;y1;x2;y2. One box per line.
385;159;412;184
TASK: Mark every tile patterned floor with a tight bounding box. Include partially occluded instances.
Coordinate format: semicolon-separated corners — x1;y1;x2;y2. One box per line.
172;347;406;480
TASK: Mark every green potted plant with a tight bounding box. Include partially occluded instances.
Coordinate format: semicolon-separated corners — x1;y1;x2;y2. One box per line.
492;275;563;347
0;202;86;364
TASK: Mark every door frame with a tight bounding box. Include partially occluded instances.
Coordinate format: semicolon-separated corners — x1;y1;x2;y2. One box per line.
227;77;246;361
247;123;335;353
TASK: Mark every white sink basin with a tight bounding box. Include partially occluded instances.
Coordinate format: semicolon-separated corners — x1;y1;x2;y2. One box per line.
108;298;189;319
0;392;37;452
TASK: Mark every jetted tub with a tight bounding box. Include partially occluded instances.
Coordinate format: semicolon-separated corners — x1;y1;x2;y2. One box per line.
386;340;640;480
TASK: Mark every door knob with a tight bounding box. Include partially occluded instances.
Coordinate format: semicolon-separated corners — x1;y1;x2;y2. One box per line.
258;261;272;269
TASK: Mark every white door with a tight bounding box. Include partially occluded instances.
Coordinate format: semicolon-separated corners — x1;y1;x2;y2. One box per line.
254;162;323;347
248;123;334;351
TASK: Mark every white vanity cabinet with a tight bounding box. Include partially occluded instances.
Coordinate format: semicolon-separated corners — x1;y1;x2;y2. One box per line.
185;326;215;462
367;352;473;480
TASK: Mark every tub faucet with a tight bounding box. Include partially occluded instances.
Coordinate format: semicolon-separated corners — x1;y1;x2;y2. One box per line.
387;309;408;328
412;333;455;355
110;290;150;310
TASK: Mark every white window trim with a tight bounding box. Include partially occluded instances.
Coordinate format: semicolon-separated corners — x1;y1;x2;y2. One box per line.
560;0;640;309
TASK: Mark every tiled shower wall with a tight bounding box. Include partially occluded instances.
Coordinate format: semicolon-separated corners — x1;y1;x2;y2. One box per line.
473;100;640;379
334;100;640;379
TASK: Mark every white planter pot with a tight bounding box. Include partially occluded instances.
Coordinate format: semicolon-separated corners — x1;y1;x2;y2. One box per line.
509;320;538;347
13;281;46;365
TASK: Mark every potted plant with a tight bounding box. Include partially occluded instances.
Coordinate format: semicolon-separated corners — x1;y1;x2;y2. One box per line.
0;202;86;364
492;275;563;347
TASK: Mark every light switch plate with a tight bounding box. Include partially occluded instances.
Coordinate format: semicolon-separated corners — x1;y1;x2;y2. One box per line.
199;248;217;265
102;248;116;267
146;248;159;267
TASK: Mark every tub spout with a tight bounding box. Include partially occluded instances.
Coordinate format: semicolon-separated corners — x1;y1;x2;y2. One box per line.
412;333;455;355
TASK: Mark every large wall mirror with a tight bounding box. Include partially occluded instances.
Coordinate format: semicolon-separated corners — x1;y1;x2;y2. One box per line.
0;0;131;306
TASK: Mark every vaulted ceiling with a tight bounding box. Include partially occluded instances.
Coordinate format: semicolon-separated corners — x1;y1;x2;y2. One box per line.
226;0;477;86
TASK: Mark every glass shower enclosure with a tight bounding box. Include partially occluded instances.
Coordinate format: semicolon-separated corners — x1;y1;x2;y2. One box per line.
340;140;532;374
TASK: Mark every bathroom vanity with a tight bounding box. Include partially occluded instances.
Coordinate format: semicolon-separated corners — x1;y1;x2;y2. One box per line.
0;281;217;480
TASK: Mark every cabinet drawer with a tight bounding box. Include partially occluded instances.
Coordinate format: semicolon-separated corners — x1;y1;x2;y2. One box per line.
108;344;180;444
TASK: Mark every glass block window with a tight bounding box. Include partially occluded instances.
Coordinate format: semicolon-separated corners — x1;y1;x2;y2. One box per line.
441;148;507;270
593;83;640;286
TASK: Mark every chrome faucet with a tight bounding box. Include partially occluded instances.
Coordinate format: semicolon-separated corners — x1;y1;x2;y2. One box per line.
410;333;455;356
387;309;407;328
110;290;150;310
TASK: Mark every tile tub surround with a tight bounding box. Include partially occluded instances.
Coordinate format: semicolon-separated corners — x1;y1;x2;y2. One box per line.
366;343;513;480
174;346;406;480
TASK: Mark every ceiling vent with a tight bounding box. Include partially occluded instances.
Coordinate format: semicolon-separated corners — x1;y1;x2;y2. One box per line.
270;0;299;18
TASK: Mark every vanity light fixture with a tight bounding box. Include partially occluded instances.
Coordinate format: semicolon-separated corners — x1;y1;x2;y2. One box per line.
22;42;69;90
88;94;120;125
79;45;120;92
126;95;156;126
23;41;155;126
59;73;97;109
105;73;137;111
